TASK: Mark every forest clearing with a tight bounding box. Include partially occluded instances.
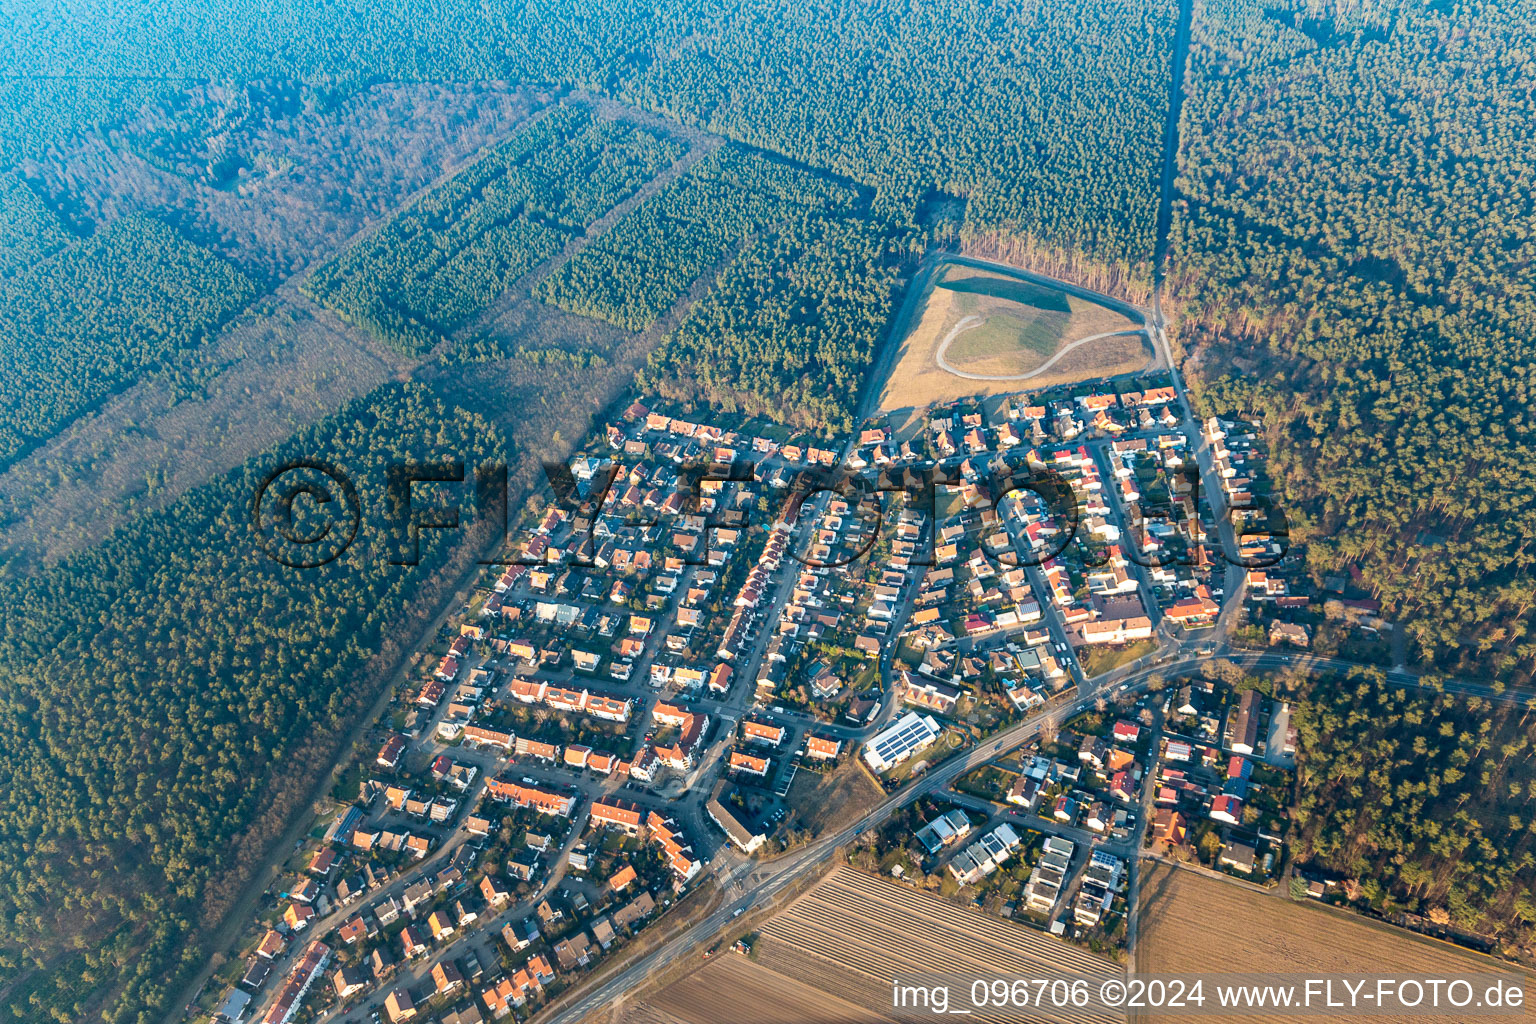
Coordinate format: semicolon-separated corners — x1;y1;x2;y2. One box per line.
879;260;1148;409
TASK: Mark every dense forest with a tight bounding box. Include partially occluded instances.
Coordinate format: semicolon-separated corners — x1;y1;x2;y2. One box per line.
536;144;861;331
637;213;908;434
1174;0;1536;679
303;102;685;355
3;0;1172;286
0;382;508;1020
609;0;1170;281
5;0;1536;1013
130;80;306;186
1292;670;1536;955
0;76;190;170
0;174;72;278
0;213;257;471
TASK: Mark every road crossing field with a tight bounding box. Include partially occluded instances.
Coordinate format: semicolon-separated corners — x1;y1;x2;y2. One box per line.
616;865;1119;1024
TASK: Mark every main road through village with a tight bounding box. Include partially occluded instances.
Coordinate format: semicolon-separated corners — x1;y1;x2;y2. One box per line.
303;233;1528;1024
543;638;1532;1024
541;233;1533;1020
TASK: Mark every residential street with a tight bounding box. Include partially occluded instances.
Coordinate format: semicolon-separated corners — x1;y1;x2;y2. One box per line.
210;249;1532;1024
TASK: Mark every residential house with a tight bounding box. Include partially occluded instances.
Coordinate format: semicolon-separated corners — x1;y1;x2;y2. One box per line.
432;960;465;996
553;932;593;971
1220;841;1258;873
385;988;416;1023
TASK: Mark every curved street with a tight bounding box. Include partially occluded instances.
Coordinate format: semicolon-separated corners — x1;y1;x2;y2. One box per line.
536;222;1529;1020
542;635;1531;1024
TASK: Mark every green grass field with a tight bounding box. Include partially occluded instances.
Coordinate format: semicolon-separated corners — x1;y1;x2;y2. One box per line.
1079;638;1156;677
944;310;1065;364
879;258;1145;409
932;265;1119;375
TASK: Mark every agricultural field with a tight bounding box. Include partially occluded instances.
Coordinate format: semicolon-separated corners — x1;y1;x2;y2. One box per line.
303;102;688;355
536;143;861;331
879;260;1149;410
612;953;895;1024
1136;862;1534;1024
609;867;1117;1024
747;867;1119;1024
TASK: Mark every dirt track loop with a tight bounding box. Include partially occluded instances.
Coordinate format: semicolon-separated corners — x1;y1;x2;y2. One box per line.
934;316;1149;381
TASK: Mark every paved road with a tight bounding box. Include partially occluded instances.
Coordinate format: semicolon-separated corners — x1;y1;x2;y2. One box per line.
1086;439;1166;633
535;218;1536;1023
1123;699;1167;971
941;789;1135;862
540;639;1535;1023
541;665;1180;1024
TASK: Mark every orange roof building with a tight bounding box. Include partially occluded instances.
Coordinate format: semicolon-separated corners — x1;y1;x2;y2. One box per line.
805;735;842;760
742;720;785;745
590;798;643;833
486;778;575;817
729;751;770;776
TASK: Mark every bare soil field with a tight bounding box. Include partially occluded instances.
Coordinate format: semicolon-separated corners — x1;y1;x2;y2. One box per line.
879;261;1149;410
607;867;1116;1024
785;758;887;839
613;953;897;1024
1136;862;1535;1024
756;866;1118;1024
